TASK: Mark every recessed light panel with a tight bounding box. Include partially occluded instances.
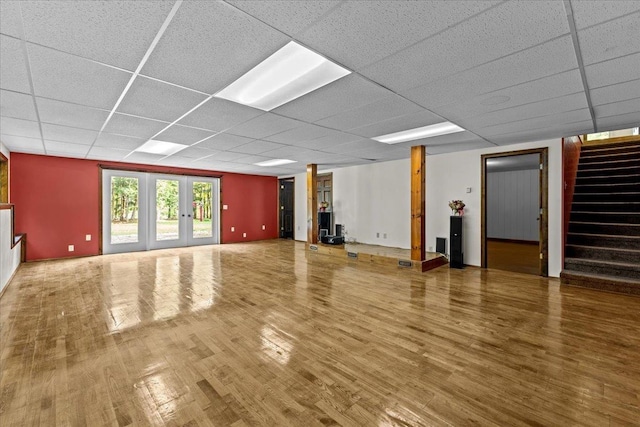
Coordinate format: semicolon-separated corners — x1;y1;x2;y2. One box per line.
215;42;351;111
373;122;465;144
134;139;187;155
254;159;296;167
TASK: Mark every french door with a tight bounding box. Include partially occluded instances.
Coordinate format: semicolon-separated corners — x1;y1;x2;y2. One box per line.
102;170;219;254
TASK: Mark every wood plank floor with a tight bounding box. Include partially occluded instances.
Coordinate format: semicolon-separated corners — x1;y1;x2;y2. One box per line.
1;240;639;426
487;239;540;276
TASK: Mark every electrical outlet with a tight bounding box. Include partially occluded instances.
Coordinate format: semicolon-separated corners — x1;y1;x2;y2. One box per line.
383;233;387;239
243;232;247;238
68;245;74;252
376;232;380;238
466;187;472;193
297;226;300;230
231;226;235;232
429;246;433;252
85;234;91;241
223;204;228;210
262;225;265;230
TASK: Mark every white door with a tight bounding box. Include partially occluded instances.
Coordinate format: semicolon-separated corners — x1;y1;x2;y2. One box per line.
103;171;220;254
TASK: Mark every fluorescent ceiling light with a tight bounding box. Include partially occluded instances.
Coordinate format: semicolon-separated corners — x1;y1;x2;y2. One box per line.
135;140;187;156
254;159;296;167
215;41;351;111
373;122;465;144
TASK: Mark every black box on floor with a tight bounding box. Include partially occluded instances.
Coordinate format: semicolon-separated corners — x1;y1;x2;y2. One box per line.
321;235;344;245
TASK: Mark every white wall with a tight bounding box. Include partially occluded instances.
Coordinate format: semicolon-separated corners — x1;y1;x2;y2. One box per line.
0;209;21;294
426;138;562;277
291;159;411;248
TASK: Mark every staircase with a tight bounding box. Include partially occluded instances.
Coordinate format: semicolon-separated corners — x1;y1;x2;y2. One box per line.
562;139;640;295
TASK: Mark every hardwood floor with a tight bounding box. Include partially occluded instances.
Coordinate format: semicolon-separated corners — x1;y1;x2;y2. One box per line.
1;240;639;426
487;239;540;276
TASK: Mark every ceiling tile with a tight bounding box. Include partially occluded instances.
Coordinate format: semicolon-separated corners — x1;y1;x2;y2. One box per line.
0;90;37;121
316;95;423;131
590;79;640;106
0;35;31;93
141;1;290;93
360;1;569;92
165;145;212;159
117;76;208;123
124;151;166;164
232;154;274;165
0;2;23;37
0;134;45;153
41;123;97;145
86;146;131;161
265;123;335;144
196;133;254;151
595;111;640;131
478;109;593;138
297;1;500;70
322;138;379;154
28;43;132;109
44;140;90;156
403;37;578;110
155;124;216;145
489;121;594;145
103;113;169;139
226;113;303;139
0;117;41;138
584;53;640;89
257;145;319;161
293;130;361;149
403;130;484;148
570;0;640;30
19;1;175;70
273;74;394;123
229;140;287;155
594;97;640;118
226;0;341;37
426;140;494;155
37;98;109;130
178;97;263;132
577;12;640;66
94;133;145;151
202;151;247;162
348;110;445;138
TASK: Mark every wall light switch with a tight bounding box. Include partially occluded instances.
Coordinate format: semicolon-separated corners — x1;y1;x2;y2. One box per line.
243;232;247;238
466;187;472;193
223;204;228;210
231;226;235;232
68;245;74;252
85;234;91;241
262;225;266;230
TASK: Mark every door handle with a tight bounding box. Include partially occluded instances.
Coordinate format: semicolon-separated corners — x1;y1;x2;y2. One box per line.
188;214;192;217
181;214;185;217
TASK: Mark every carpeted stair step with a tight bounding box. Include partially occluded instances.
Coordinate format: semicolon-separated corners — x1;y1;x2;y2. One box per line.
573;192;640;203
567;233;640;250
576;165;639;177
561;270;640;295
570;202;640;213
574;182;639;193
576;174;640;185
564;258;640;280
580;141;640;155
568;221;640;236
566;244;640;263
570;211;640;224
578;148;640;163
577;158;640;170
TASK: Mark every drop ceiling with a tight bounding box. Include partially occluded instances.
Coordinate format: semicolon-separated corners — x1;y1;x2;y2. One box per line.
0;0;638;176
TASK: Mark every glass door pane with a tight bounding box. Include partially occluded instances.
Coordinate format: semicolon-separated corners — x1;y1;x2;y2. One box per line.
191;181;213;239
155;179;180;241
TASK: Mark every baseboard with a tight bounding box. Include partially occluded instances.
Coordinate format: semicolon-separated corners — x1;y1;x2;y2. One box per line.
487;238;539;245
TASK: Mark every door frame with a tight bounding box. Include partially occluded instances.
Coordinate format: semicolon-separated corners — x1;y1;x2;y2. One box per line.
278;177;295;239
481;147;549;276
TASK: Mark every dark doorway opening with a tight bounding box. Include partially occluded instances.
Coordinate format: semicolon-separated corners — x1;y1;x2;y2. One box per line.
279;178;294;239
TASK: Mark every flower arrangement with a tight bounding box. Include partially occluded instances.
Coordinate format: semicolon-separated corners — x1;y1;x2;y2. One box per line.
448;200;465;216
319;201;329;211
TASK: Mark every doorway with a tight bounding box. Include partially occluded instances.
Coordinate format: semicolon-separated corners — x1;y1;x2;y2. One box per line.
102;169;220;254
481;148;548;276
279;178;294;239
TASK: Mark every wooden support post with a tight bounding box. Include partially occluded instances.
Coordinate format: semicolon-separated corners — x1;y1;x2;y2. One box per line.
411;146;425;261
307;164;318;244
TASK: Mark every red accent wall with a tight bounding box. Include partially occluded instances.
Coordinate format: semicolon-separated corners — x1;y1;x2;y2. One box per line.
10;153;278;261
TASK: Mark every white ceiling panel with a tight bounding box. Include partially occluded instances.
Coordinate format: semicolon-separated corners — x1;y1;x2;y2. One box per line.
316;95;423;131
265;123;335;144
41;123;97;145
178;97;263;132
19;1;175;70
293;130;361;149
86;146;131;161
44;140;90;156
0;117;41;138
94;133;145;151
103;113;169;140
490;122;594;145
28;43;132;110
124;152;166;164
257;146;319;161
479;110;593;139
348;110;445;139
596;112;640;132
141;1;290;93
164;145;213;159
229;140;287;155
273;74;391;122
0;2;23;38
196;133;254;151
322;138;380;154
570;0;640;30
0;36;31;93
426;140;494;155
36;98;109;131
116;76;207;123
0;90;37;121
584;53;640;89
360;1;569;92
594;98;640;118
226;113;303;139
155;125;216;145
400;131;486;148
226;0;341;37
577;12;640;66
403;37;578;110
590;79;640;106
232;154;274;165
297;1;500;70
0;134;44;153
203;151;246;162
